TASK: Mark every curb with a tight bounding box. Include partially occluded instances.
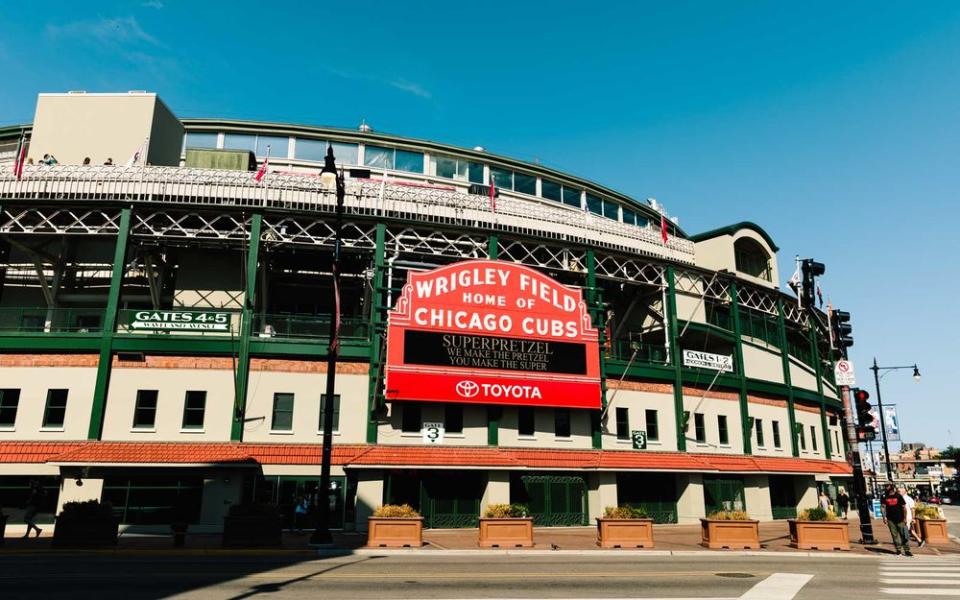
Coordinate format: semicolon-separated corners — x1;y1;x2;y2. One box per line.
339;548;879;559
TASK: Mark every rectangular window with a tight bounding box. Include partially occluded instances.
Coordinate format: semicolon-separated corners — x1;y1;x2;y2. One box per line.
602;199;619;221
622;208;637;225
319;394;340;433
394;149;424;173
42;389;68;429
834;430;841;453
645;409;659;441
184;132;218;149
0;389;20;427
489;167;513;190
364;145;394;169
432;155;480;182
755;418;765;448
445;404;464;434
615;407;629;440
271;393;294;431
554;408;571;438
695;413;706;443
798;426;806;450
518;406;535;436
683;410;691;433
401;403;421;433
772;420;782;448
222;133;256;152
585;193;603;215
562;186;582;208
717;415;728;445
514;172;537;195
811;426;818;452
255;135;288;159
541;179;562;202
181;391;206;430
295;139;359;164
133;390;158;429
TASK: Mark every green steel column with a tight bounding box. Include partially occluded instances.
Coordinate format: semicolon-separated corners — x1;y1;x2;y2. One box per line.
776;300;800;457
487;233;500;446
231;214;262;441
665;266;686;452
366;223;387;443
586;249;604;449
807;316;831;459
87;208;132;440
728;282;752;455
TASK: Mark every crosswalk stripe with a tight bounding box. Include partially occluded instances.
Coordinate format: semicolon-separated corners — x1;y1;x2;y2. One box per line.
881;578;960;585
880;573;960;579
879;590;960;596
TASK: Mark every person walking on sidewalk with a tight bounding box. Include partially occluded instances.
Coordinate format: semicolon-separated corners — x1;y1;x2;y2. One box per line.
21;480;44;538
898;485;924;548
837;487;850;518
882;484;912;556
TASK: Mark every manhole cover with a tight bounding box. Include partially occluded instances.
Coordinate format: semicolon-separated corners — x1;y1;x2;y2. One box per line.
715;572;756;578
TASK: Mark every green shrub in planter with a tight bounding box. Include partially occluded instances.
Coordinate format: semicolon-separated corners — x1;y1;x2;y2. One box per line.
705;510;751;521
603;505;650;519
373;504;421;518
484;503;530;518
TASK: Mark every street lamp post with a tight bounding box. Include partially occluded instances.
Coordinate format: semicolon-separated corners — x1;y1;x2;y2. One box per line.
870;358;921;485
311;146;345;546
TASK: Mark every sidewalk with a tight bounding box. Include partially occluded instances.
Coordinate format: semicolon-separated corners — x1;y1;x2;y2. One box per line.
2;518;957;556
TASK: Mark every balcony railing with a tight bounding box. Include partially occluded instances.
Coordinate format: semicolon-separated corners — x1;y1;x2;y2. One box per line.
608;339;670;365
251;313;370;342
0;165;695;263
0;307;105;334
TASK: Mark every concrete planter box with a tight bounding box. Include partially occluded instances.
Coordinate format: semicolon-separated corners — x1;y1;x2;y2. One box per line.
366;517;423;548
788;519;850;551
53;515;119;548
478;517;534;548
596;518;655;548
919;518;950;545
700;518;760;549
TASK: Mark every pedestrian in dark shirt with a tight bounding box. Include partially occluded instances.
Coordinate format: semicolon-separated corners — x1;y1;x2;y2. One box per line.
882;484;912;556
837;487;850;518
22;480;44;538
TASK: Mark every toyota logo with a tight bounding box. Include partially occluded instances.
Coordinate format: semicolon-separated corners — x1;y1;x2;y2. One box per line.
456;380;480;398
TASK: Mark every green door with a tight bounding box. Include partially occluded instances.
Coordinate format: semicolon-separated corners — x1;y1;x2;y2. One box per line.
421;472;483;529
703;476;746;515
617;473;678;523
769;475;798;519
512;474;587;526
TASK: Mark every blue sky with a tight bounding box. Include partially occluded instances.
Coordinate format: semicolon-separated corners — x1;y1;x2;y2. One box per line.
1;1;957;448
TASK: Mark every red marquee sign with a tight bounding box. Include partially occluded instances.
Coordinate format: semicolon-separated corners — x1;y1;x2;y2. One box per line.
385;260;601;409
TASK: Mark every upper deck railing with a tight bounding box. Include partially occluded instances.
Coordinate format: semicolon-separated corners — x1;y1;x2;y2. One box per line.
0;165;695;263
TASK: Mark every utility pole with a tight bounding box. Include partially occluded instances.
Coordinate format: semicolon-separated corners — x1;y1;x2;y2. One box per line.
841;382;875;544
870;358;921;486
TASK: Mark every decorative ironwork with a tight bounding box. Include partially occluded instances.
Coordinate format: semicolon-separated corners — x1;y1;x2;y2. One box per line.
497;239;587;273
0;207;121;235
736;285;778;315
593;253;665;287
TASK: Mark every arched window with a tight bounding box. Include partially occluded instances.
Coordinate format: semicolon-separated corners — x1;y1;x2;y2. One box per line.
734;238;772;281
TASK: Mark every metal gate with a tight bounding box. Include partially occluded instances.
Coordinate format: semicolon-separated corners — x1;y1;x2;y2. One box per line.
769;475;798;520
514;474;587;526
703;476;746;515
421;473;482;529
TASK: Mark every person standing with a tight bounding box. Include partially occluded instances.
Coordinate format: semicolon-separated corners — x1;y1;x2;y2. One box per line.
22;480;44;538
898;485;924;548
818;491;832;513
837;487;850;518
882;484;912;556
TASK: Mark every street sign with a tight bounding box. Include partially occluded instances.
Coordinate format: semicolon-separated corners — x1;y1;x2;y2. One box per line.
631;430;647;450
130;310;231;332
682;349;733;372
834;360;856;386
422;422;444;445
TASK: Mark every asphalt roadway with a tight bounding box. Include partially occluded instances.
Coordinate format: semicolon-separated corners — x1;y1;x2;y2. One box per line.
2;550;959;600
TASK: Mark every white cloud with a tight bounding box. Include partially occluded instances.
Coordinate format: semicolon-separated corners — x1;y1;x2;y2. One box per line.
142;0;164;8
46;16;160;48
390;79;432;99
324;68;433;101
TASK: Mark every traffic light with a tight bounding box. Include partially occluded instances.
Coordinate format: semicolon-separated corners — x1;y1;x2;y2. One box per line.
801;259;825;309
831;309;853;357
853;388;876;441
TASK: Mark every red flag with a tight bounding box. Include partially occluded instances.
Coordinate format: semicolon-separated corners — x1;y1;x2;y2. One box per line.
254;156;268;182
13;134;26;180
660;214;669;244
489;175;497;212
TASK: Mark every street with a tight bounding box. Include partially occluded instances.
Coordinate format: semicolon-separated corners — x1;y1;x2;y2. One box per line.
2;551;959;599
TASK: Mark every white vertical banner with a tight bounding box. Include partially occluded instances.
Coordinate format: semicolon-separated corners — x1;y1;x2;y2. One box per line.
883;405;901;442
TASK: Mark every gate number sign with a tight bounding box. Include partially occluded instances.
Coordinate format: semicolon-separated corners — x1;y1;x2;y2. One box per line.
422;422;444;445
631;430;647;450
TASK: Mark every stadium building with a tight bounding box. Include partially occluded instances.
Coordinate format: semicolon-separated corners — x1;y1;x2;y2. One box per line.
0;92;850;533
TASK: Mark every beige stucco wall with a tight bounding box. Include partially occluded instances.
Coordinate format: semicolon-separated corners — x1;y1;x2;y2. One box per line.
789;360;819;392
744;474;773;520
0;366;96;440
587;472;618;520
681;394;743;454
746;402;792;456
355;470;384;532
28;92;183;166
693;229;779;289
601;389;678;451
497;406;593;449
377;401;488;446
794;407;826;459
675;473;705;524
742;343;785;383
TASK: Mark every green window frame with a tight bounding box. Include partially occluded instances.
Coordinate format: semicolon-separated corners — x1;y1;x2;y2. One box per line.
755;418;765;448
811;425;818;452
319;394;340;433
518;406;535;436
401;402;421;433
0;389;21;428
42;389;68;428
444;403;463;434
133;390;158;429
271;393;294;431
645;409;659;441
717;415;728;445
615;407;629;440
514;172;537;195
554;408;571;438
772;420;782;448
798;425;806;450
694;413;706;443
182;391;206;430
